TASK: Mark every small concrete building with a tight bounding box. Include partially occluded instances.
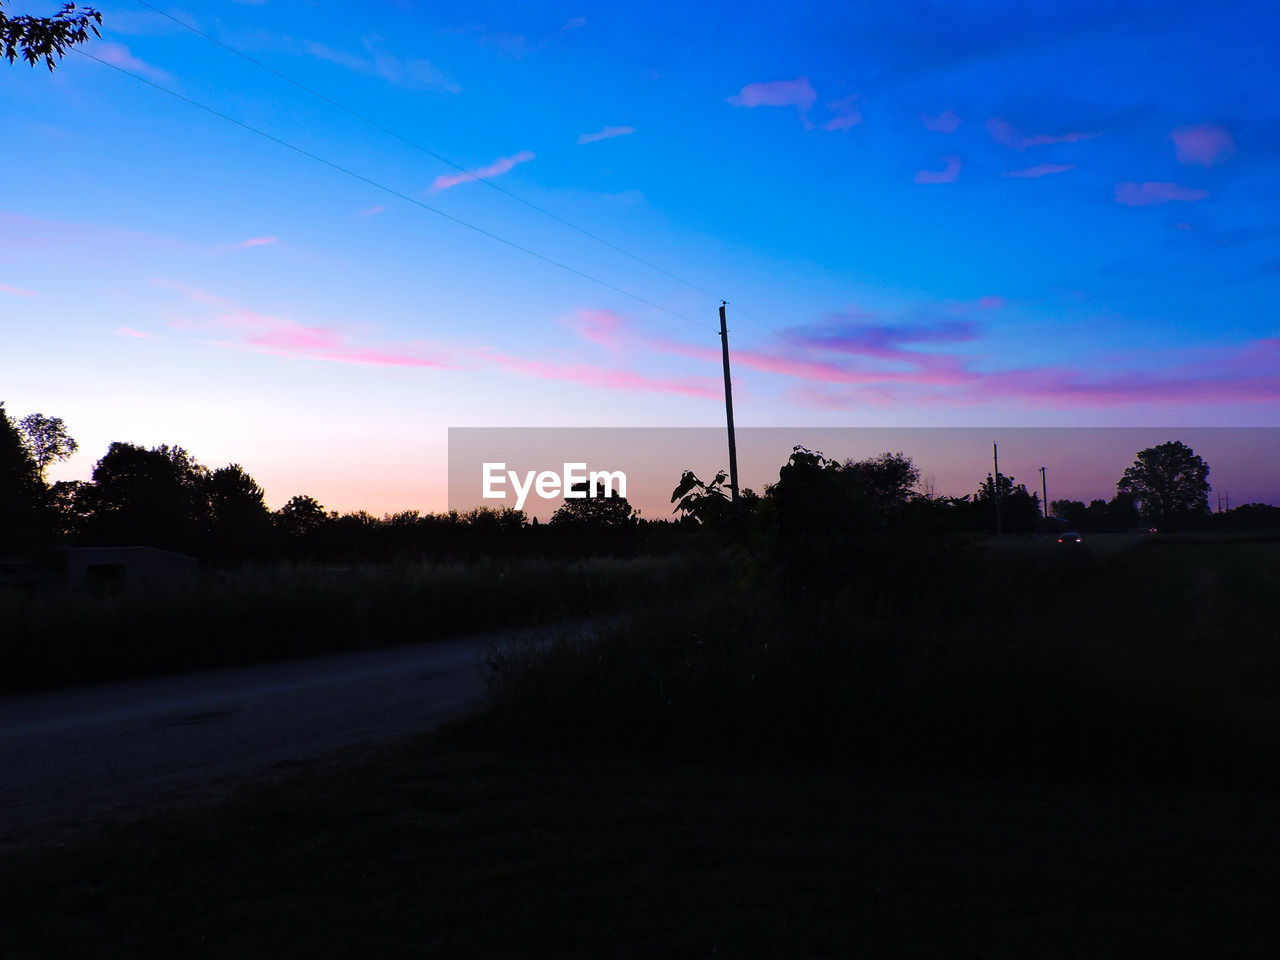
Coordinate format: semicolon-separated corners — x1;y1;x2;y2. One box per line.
62;546;197;587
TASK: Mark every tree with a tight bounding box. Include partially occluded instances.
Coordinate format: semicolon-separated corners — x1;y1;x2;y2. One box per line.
1117;441;1210;525
550;481;636;529
1;2;101;70
0;402;45;548
208;464;271;555
17;412;77;481
80;442;211;549
275;495;329;539
975;473;1040;534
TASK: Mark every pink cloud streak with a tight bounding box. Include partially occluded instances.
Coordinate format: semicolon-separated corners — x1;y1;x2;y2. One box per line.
1114;182;1208;206
1170;124;1235;167
486;352;720;399
233;236;279;249
431;151;535;191
727;77;817;111
921;110;961;133
914;157;962;184
1002;163;1075;179
987;119;1099;150
0;283;34;296
115;326;152;339
578;126;635;145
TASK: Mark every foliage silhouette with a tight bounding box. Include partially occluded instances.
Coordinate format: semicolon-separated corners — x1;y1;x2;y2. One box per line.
1117;440;1210;527
0;402;45;549
0;1;100;70
17;413;77;482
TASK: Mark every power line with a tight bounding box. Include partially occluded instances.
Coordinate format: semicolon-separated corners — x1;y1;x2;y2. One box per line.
73;48;712;333
130;0;720;301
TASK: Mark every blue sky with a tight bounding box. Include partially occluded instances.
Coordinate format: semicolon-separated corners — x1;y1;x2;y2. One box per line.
2;0;1278;512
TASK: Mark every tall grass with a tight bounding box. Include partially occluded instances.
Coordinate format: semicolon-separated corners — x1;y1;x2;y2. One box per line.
486;536;1280;787
0;553;717;691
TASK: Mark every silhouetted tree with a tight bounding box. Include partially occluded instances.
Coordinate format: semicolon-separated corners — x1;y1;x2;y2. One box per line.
1;2;101;70
1107;490;1141;530
275;494;329;540
550;481;635;529
1117;441;1210;526
841;451;920;513
208;464;271;556
0;402;45;549
81;443;211;550
17;412;77;482
975;473;1040;533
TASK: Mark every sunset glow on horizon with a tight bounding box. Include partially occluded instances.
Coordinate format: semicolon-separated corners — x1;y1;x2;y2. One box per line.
3;1;1278;514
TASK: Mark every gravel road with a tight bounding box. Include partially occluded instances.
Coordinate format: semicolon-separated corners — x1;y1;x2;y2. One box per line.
0;624;567;851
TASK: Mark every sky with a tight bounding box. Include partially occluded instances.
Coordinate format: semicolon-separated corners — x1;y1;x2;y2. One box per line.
2;0;1279;513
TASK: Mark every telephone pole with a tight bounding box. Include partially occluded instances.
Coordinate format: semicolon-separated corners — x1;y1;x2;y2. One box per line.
993;442;1003;536
1039;466;1048;519
719;301;740;502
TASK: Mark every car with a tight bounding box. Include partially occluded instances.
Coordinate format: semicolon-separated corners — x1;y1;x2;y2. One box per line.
1057;531;1083;544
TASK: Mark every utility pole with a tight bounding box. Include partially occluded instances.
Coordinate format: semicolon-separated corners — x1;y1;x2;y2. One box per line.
1039;466;1048;519
993;442;1003;537
719;301;740;503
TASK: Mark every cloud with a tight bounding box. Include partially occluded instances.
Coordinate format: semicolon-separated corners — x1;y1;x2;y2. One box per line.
987;118;1099;150
1170;124;1235;167
0;283;34;297
569;309;629;349
562;16;586;31
1001;163;1075;178
921;110;962;133
154;282;452;368
358;205;385;217
115;326;152;339
232;236;279;249
304;38;460;93
150;278;228;305
431;151;535;191
578;125;635;145
93;41;173;83
821;95;862;132
914;156;962;184
727;77;817;112
485;352;720;399
1114;181;1209;206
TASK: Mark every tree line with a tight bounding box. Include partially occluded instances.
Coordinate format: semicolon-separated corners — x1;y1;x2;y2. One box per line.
2;402;1274;564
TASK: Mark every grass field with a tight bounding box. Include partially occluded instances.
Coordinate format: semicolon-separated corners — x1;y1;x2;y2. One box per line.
3;533;1279;956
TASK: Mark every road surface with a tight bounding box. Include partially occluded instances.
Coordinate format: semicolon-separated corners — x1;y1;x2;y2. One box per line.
0;624;569;850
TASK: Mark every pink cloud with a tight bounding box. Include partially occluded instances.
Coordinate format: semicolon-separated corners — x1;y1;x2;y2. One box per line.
154;283;452;369
115;326;152;339
358;205;385;217
151;278;228;305
821;95;862;132
569;308;629;349
93;41;173;83
233;236;279;249
1175;221;1192;231
921;110;962;133
1114;182;1209;206
987;118;1099;150
1002;163;1075;179
431;150;536;191
0;283;34;297
727;77;817;112
578;125;635;145
486;352;720;399
914;156;962;184
1170;124;1235;167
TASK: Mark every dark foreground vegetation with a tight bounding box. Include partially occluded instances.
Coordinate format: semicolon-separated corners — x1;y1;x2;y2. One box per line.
5;724;1280;960
5;404;1280;954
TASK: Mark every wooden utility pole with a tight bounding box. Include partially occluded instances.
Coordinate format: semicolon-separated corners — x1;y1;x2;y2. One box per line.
1039;466;1048;519
993;442;1003;536
719;301;740;502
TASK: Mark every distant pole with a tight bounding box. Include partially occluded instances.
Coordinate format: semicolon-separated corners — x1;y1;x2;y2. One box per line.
719;300;740;503
1039;466;1048;519
993;442;1003;536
